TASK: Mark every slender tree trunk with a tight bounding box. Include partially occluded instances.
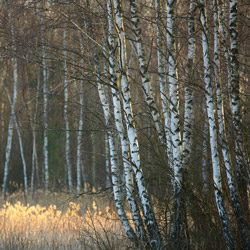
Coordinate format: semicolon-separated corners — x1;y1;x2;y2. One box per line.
105;133;111;188
229;0;249;218
213;0;250;247
217;0;232;103
40;13;49;192
112;1;163;248
129;0;165;146
2;8;18;197
15;118;28;196
182;0;195;173
200;1;236;248
86;2;138;243
5;90;28;196
106;1;148;246
165;0;189;248
155;0;172;170
76;30;86;194
97;77;138;247
63;24;73;193
76;82;83;194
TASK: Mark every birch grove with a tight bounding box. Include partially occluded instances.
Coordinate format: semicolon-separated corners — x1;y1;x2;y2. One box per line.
0;0;249;249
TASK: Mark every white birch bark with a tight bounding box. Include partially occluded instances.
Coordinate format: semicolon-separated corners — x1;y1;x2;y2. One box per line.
182;0;195;171
5;90;29;196
2;8;18;196
40;13;49;192
217;0;232;102
229;0;249;213
85;5;138;244
97;79;138;246
63;24;73;193
227;0;250;246
111;80;147;245
105;133;111;187
166;0;182;185
106;1;148;245
76;82;83;191
103;66;111;189
76;30;87;194
15;118;28;196
166;1;189;248
129;0;165;146
112;0;163;248
155;0;172;169
200;1;236;248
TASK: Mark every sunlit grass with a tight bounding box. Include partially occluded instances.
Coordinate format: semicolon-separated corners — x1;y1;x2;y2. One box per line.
0;190;131;250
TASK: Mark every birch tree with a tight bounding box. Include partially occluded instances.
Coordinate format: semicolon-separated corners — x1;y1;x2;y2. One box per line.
229;0;249;215
106;1;148;245
213;0;250;247
63;23;73;193
182;0;195;175
112;0;163;248
165;0;189;248
40;12;49;192
155;0;172;169
76;31;85;195
85;2;139;245
2;6;18;196
199;0;236;248
129;0;165;146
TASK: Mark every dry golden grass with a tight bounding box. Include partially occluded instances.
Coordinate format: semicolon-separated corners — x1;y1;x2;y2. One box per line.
0;190;131;250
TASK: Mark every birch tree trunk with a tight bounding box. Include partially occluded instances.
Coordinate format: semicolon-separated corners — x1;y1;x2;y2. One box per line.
2;8;18;196
200;1;236;248
155;0;172;169
229;0;249;217
40;13;49;192
97;79;138;247
63;24;73;193
182;0;195;173
5;89;28;196
85;5;138;247
14;117;28;196
112;0;163;248
217;0;232;102
85;3;138;245
105;133;111;188
165;0;189;248
129;0;165;146
76;82;84;194
106;1;148;246
213;0;250;247
76;30;87;194
76;84;83;194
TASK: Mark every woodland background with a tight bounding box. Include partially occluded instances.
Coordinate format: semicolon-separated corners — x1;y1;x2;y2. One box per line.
0;0;249;249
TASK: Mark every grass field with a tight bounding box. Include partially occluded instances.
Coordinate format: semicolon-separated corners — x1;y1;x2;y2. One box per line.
0;189;131;250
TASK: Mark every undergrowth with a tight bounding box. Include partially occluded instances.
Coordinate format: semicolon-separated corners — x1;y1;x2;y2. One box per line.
0;190;131;250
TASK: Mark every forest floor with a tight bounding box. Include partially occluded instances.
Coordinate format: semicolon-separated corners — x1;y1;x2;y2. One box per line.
0;187;132;250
